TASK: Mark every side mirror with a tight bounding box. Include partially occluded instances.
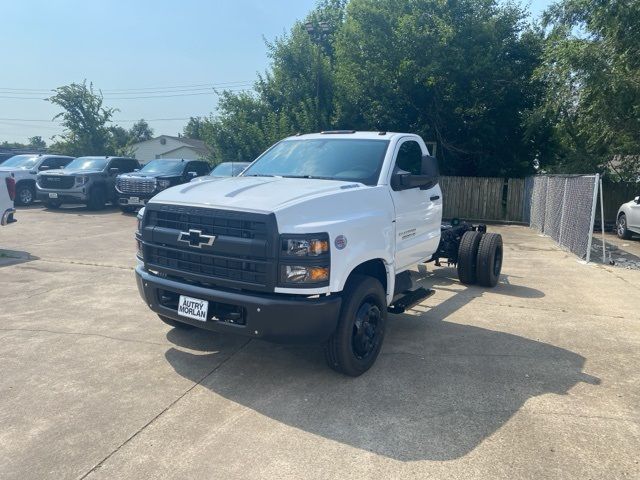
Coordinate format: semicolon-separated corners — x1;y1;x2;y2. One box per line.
109;167;119;175
187;171;198;178
390;155;439;191
133;168;140;172
635;196;640;204
39;165;50;171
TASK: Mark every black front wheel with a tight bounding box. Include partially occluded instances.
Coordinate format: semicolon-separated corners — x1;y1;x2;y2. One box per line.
87;187;106;210
325;274;387;376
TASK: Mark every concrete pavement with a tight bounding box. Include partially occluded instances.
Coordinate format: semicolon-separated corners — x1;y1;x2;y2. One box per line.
0;206;638;479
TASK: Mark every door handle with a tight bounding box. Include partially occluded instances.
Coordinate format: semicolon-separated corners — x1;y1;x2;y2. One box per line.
430;195;440;201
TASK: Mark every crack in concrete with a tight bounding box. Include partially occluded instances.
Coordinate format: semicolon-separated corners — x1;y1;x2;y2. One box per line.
37;258;134;270
77;338;252;480
0;327;167;347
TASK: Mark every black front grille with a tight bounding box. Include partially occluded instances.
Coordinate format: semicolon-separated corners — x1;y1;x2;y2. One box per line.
146;245;268;287
149;208;267;240
39;175;75;189
142;204;278;291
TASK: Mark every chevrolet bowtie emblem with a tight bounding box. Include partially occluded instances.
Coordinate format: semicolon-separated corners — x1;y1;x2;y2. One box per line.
178;229;216;248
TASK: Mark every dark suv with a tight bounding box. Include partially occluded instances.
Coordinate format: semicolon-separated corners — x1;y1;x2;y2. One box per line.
115;158;210;212
36;156;140;209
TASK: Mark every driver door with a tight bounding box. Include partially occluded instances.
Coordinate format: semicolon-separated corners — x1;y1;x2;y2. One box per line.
389;138;443;271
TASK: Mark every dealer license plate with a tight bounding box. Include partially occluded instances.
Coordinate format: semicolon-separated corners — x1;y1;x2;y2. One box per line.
48;193;58;199
129;196;142;205
178;295;208;322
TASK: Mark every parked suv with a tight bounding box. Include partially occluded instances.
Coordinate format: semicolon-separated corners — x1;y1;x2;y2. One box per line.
0;172;17;225
617;196;640;239
115;158;210;212
36;156;140;209
0;154;74;205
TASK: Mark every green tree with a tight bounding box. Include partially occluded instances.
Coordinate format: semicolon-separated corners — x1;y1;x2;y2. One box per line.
532;0;640;177
128;119;154;143
333;0;544;177
47;81;116;156
183;117;208;140
28;136;46;150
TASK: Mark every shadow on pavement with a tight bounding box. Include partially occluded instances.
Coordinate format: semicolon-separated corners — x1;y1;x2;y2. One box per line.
39;204;120;215
163;274;598;461
0;249;38;268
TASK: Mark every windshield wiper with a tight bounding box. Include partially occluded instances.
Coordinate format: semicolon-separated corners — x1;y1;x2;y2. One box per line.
245;173;276;177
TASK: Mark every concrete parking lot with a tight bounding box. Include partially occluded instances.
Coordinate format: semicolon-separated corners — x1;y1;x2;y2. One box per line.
1;206;639;479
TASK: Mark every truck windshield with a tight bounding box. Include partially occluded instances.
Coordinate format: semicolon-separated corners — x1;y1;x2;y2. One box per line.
1;155;39;169
65;157;109;171
242;139;390;186
140;160;184;175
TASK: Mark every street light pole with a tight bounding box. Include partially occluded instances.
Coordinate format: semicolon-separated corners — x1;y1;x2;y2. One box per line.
305;21;331;129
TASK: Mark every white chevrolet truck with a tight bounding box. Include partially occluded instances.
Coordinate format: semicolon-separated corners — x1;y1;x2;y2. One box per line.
135;131;503;376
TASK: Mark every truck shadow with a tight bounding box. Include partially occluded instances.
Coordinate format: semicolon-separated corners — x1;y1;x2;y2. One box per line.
164;274;598;462
0;249;37;268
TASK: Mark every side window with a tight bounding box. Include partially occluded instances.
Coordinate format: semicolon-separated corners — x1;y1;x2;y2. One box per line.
40;157;57;170
395;141;423;176
58;158;73;168
124;159;139;173
195;162;209;176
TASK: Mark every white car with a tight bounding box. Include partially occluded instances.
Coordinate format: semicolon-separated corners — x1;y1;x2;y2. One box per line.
0;172;17;225
0;154;74;206
617;196;640;239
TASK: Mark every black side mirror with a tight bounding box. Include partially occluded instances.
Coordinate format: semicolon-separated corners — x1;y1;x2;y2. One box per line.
391;155;439;191
109;167;119;175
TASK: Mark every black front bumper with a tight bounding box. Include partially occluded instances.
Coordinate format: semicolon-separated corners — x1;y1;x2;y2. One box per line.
135;266;341;343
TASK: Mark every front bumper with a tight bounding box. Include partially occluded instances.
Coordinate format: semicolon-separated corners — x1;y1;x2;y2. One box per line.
36;186;88;203
117;192;155;207
1;208;16;226
135;265;342;343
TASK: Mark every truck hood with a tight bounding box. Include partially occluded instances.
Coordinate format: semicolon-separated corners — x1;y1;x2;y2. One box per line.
149;176;365;213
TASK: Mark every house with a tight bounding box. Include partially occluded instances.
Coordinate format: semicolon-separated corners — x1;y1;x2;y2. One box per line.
130;135;209;164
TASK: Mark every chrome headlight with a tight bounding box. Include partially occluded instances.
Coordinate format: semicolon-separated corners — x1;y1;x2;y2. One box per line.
75;175;89;185
279;233;330;286
157;179;171;190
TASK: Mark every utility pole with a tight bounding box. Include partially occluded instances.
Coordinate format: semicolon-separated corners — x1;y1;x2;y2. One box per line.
304;21;331;129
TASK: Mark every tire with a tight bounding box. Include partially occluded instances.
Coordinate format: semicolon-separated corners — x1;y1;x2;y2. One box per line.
87;187;106;210
325;274;387;376
617;213;632;239
45;199;62;209
476;233;503;288
457;231;483;285
158;315;194;329
15;183;35;206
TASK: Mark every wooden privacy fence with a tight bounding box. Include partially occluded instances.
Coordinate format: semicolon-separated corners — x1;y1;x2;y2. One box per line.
439;175;639;225
439;176;527;222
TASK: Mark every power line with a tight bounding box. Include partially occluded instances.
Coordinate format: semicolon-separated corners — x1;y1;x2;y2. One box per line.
0;116;210;123
0;87;251;101
0;80;253;94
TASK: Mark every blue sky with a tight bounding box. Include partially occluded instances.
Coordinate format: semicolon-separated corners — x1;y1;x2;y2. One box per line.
1;0;555;143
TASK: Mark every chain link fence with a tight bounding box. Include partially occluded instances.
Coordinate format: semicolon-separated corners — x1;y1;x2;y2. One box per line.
525;174;601;262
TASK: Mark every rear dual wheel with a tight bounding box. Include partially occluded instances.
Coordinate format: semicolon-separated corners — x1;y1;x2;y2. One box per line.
457;231;503;287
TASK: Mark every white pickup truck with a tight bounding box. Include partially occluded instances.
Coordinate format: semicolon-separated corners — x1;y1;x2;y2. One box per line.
1;172;17;226
135;131;503;375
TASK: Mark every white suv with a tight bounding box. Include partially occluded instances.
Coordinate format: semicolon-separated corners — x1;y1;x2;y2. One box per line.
0;154;74;206
0;172;16;225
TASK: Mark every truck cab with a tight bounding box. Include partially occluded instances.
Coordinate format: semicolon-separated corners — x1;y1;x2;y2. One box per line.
135;132;501;375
